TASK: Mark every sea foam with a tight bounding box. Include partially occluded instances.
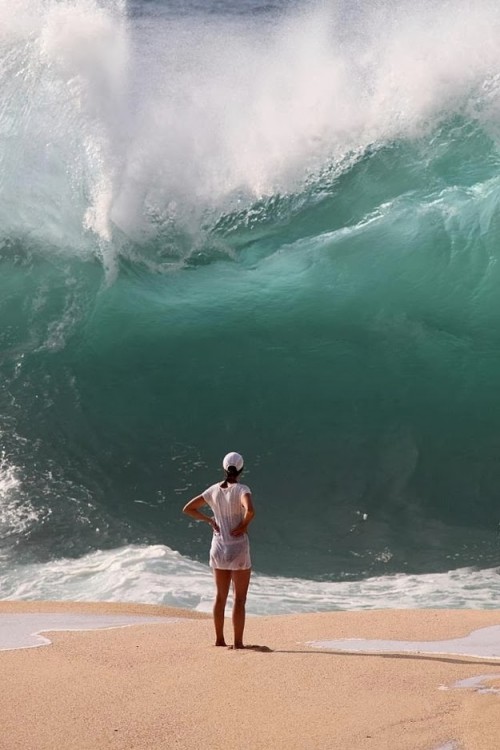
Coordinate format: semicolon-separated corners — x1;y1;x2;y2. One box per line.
1;544;500;616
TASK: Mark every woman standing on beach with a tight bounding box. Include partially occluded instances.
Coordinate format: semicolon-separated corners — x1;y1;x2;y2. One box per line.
182;452;255;649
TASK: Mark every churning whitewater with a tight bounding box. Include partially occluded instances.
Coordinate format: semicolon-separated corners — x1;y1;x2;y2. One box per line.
1;0;500;613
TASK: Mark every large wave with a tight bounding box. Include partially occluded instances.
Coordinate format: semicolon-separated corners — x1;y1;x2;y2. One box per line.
1;0;500;598
3;0;500;263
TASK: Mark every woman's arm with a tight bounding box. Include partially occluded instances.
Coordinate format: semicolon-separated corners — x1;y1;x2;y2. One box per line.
231;492;255;537
182;496;219;532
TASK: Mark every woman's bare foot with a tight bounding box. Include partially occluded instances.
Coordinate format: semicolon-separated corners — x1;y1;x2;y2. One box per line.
215;639;227;647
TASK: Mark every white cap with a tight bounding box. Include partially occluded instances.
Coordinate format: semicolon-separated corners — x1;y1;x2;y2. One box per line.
222;452;244;472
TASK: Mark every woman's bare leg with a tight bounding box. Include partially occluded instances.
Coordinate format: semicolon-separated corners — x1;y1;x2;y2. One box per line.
231;568;252;649
213;569;232;646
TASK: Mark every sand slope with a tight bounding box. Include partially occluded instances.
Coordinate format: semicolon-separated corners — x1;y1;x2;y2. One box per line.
1;602;500;750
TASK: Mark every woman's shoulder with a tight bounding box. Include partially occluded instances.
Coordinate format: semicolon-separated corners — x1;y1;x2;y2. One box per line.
237;483;252;495
202;482;222;498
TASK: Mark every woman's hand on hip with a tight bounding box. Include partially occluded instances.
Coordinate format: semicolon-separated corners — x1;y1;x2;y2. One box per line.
230;524;247;537
208;518;220;533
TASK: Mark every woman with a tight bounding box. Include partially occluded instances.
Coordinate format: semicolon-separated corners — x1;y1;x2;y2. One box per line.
182;451;255;648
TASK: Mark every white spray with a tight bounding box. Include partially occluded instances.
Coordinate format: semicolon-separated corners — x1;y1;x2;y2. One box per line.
2;0;500;271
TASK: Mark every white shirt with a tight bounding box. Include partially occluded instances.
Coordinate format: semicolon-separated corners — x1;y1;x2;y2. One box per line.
202;482;251;542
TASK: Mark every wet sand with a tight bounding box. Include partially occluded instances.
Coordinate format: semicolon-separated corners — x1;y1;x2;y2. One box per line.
1;602;500;749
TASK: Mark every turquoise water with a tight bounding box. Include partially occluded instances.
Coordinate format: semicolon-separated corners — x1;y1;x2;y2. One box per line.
1;0;500;610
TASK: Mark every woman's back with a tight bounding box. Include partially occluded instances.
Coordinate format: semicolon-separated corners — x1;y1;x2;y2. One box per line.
202;482;251;542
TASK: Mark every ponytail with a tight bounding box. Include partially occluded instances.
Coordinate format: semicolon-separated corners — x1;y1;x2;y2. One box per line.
222;464;242;487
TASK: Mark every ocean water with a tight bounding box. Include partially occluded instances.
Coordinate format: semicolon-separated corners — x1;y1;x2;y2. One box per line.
1;0;500;614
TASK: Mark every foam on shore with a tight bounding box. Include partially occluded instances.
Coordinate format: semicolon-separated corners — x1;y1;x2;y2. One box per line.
307;625;500;659
0;612;175;650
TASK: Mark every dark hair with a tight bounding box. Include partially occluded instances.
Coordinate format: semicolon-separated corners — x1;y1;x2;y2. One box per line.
225;465;242;477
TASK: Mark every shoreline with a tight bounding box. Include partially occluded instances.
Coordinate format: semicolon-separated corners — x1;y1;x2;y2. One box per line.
1;602;500;749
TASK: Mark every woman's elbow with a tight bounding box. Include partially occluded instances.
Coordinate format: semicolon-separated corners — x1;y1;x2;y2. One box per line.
183;496;204;515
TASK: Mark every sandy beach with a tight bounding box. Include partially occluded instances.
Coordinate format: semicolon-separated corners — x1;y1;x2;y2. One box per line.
1;603;500;749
